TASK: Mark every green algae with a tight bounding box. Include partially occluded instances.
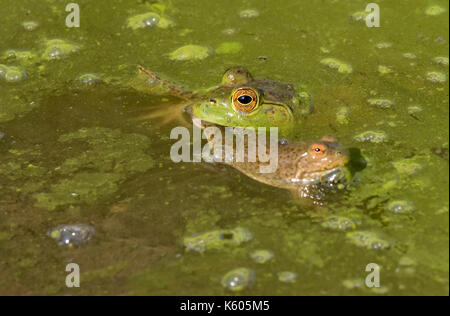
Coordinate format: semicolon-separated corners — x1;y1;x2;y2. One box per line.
183;208;221;235
336;106;349;124
2;50;39;65
126;12;174;30
34;172;122;211
342;278;365;289
183;227;253;253
239;9;260;18
0;96;37;123
399;256;417;267
47;224;95;247
407;105;423;114
403;52;417;59
282;231;325;268
350;11;368;22
277;271;297;283
342;277;389;294
58;127;154;175
320;58;353;74
77;73;102;85
296;89;314;115
168;44;211;61
386;200;416;215
0;147;46;194
353;131;388;143
321;216;357;231
375;42;392;49
0;161;46;181
221;267;254;292
346;231;391;250
250;249;274;263
378;65;394;74
22;21;39;31
367;98;394;109
392;157;424;175
31;127;155;211
426;71;447;83
197;185;233;200
41;39;80;60
0;64;26;82
215;42;243;55
433;56;449;66
425;5;446;16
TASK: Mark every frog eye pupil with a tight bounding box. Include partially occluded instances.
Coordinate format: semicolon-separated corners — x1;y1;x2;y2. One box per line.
232;88;258;113
237;95;253;105
312;145;326;154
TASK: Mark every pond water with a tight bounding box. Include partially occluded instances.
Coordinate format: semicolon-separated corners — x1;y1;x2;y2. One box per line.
0;0;448;295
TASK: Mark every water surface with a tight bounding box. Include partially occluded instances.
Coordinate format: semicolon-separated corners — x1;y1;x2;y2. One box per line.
0;0;448;295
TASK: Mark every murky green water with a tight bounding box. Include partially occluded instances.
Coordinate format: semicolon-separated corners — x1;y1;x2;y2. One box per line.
0;0;448;295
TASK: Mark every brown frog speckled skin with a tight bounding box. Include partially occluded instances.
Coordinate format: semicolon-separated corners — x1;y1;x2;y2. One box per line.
200;121;350;201
230;137;350;190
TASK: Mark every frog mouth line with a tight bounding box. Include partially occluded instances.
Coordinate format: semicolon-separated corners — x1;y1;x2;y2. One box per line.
191;114;228;130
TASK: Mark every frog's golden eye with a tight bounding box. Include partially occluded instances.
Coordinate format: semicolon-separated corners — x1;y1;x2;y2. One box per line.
232;88;259;113
311;143;327;157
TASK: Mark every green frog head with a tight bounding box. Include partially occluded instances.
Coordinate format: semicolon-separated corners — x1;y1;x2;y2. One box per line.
131;65;312;138
190;66;312;138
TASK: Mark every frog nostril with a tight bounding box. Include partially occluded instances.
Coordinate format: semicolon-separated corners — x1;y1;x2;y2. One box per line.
209;99;217;105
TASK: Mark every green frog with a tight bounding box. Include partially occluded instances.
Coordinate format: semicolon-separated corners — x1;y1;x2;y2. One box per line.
132;65;312;138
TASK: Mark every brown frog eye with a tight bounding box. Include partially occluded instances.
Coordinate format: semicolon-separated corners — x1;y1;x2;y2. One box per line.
311;143;327;157
232;88;259;113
